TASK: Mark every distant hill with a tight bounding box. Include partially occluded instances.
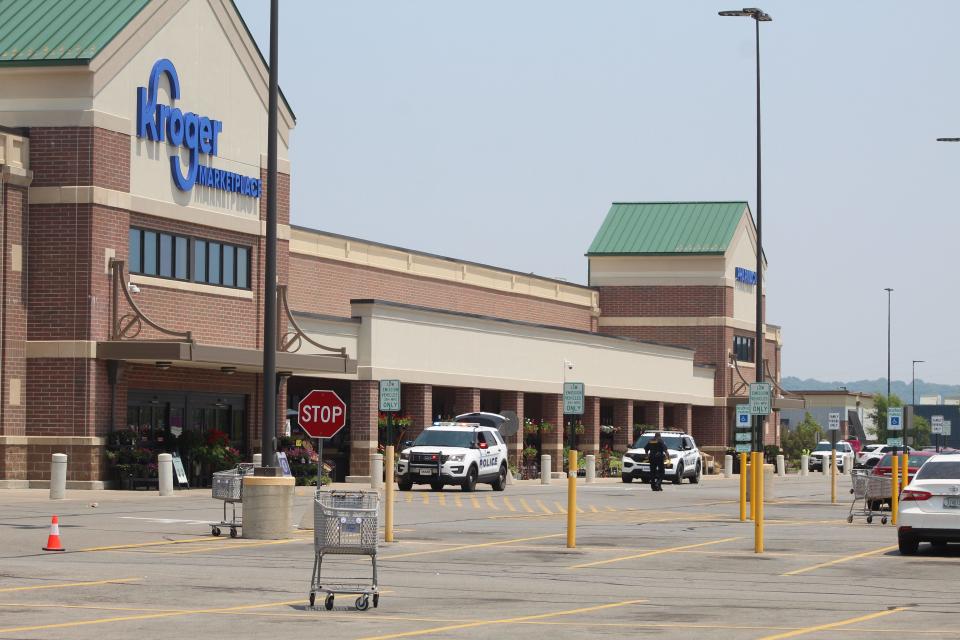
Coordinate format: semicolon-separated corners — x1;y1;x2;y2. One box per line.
782;376;960;401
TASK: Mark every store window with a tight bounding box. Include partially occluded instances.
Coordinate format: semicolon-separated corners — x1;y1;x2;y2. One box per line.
128;227;251;290
733;335;755;362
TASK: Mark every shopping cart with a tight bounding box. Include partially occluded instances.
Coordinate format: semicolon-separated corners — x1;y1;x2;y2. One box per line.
210;463;255;537
309;490;380;611
848;468;891;524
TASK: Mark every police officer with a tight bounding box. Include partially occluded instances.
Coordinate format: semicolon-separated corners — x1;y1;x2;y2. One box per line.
645;432;669;491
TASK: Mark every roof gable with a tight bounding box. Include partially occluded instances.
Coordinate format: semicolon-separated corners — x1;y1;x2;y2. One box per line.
0;0;150;65
587;201;750;256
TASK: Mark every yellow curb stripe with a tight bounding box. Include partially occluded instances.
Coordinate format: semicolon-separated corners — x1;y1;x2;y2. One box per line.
536;500;553;515
79;537;225;552
518;497;535;513
486;496;500;511
502;497;517;512
570;537;741;569
470;496;480;510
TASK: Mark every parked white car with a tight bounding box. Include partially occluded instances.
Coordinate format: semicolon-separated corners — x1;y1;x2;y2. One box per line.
621;431;702;484
808;441;854;473
856;443;884;467
860;444;915;469
897;454;960;554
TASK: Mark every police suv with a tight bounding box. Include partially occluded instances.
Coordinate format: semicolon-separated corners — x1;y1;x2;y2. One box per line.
621;430;703;484
396;415;509;492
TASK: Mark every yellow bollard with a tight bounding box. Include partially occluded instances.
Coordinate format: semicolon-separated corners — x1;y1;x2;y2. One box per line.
739;452;748;521
891;454;899;526
750;452;757;521
567;450;577;549
901;452;909;490
755;451;764;553
384;445;394;543
831;450;837;504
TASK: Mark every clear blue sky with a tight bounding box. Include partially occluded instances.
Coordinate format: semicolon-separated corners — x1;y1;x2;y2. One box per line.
234;0;960;386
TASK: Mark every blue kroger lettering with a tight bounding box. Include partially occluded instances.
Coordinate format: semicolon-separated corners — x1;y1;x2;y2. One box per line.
136;59;260;197
735;267;757;285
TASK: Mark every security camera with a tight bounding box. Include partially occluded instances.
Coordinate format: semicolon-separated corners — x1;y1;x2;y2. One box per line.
127;282;140;294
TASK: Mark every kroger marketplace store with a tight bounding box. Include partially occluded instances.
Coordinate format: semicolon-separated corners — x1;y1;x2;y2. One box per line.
0;0;795;489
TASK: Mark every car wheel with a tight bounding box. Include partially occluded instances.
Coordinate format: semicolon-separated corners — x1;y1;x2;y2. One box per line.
430;481;443;492
492;464;507;491
673;463;683;484
398;478;413;491
461;466;477;492
690;462;701;484
621;474;633;483
898;530;919;555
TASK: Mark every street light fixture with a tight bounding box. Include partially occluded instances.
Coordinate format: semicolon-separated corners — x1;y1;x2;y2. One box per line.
719;7;771;452
912;359;924;446
936;138;960;142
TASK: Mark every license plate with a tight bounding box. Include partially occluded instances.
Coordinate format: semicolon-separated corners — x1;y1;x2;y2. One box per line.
944;496;960;508
418;468;434;476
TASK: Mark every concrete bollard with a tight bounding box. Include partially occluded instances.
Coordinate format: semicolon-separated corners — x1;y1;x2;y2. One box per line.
242;475;295;539
585;455;596;483
253;453;262;467
158;453;174;496
724;455;733;478
800;454;809;477
49;453;67;500
540;454;552;485
370;454;384;490
776;455;785;477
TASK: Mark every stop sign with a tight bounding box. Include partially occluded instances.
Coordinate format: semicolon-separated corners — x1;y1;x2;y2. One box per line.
297;390;347;439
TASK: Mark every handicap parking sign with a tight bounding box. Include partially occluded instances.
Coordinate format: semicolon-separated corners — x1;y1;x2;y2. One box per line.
888;407;903;431
735;404;751;429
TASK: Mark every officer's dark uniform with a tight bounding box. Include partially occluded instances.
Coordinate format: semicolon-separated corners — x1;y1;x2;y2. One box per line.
644;433;669;491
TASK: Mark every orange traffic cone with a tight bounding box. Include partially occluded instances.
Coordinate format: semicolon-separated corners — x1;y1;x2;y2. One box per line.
42;515;65;551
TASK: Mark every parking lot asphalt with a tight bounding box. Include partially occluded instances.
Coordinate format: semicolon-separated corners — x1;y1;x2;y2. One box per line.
1;473;958;639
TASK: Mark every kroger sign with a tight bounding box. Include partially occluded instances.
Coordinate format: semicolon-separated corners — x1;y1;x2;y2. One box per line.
136;59;261;198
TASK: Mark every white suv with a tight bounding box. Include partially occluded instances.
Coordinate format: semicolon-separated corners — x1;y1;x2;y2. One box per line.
396;423;508;492
621;431;702;484
808;441;854;472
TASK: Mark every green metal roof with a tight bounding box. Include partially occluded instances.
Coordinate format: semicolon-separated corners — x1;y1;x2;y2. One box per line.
587;201;750;255
0;0;150;66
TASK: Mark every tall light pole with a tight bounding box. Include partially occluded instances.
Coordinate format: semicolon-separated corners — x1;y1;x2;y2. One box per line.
260;0;280;469
884;287;894;455
912;360;924;446
719;7;771;452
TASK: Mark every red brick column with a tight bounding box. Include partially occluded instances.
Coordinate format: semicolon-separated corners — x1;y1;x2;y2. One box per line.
541;394;564;469
644;402;665;429
674;404;693;434
453;387;481;416
349;380;378;477
581;397;600;456
499;391;524;468
403;384;432;442
613;400;634;452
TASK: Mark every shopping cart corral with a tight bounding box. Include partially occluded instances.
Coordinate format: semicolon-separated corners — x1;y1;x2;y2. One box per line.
210;463;255;537
848;468;891;524
309;490;380;611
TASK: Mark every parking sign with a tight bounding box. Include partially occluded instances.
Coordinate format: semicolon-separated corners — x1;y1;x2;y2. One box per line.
828;412;840;431
749;383;772;415
888;407;903;431
932;415;944;435
736;404;751;429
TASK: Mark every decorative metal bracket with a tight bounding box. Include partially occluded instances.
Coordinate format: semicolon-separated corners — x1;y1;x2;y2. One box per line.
109;259;193;342
277;285;346;357
728;351;798;399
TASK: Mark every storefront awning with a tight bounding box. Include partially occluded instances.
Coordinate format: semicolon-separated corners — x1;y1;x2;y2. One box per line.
97;341;356;375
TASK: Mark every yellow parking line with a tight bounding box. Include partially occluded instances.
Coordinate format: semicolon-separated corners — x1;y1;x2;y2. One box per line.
757;607;907;640
79;537;224;552
0;578;141;593
0;599;301;635
437;493;446;506
379;534;563;560
355;598;647;640
470;496;480;510
502;497;517;512
781;544;899;577
454;495;463;508
404;493;413;503
157;539;300;555
536;500;553;515
605;505;617;512
554;501;567;514
486;496;500;511
518;497;535;513
589;505;599;513
421;493;429;505
570;537;740;569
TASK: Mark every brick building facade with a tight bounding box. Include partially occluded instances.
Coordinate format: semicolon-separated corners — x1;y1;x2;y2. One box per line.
0;1;787;488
